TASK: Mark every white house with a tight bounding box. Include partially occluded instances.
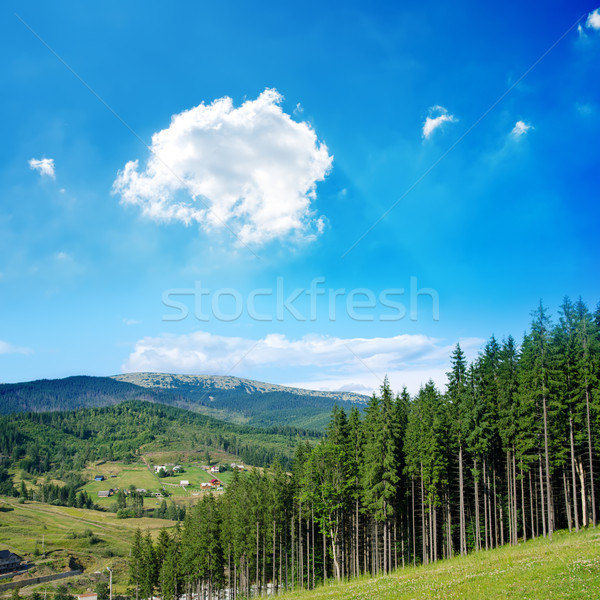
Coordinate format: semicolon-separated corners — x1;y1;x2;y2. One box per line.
180;480;190;486
210;466;220;473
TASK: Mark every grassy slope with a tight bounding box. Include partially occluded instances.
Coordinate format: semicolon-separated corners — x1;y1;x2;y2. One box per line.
282;527;600;600
0;497;174;597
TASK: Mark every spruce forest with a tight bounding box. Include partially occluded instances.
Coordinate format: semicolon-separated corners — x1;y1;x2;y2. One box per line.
126;298;600;598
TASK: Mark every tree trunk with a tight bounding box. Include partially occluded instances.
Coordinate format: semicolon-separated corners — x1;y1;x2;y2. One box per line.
577;456;588;527
512;451;518;543
570;414;579;531
412;478;416;566
474;457;481;551
542;393;553;540
506;450;513;544
421;468;427;565
563;470;572;533
585;384;597;526
322;530;327;583
483;459;489;551
520;468;527;542
529;470;535;540
539;455;546;537
493;465;499;548
459;445;466;555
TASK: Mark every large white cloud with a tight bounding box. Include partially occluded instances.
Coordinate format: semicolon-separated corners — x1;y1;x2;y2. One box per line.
422;105;458;139
122;331;484;395
586;8;600;30
29;158;55;179
113;89;333;246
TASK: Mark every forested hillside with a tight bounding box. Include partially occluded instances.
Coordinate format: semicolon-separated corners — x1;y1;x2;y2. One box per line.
130;298;600;598
0;376;176;414
0;374;368;431
114;372;368;430
0;400;320;484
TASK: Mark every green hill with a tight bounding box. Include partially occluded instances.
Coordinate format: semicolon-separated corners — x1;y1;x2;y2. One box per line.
0;400;319;478
0;373;369;431
2;497;598;600
0;497;172;597
280;527;600;600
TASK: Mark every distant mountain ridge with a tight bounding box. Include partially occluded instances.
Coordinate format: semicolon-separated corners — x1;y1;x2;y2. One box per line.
0;372;369;430
112;372;368;404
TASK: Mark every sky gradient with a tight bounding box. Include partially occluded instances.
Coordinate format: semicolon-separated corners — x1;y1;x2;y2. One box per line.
1;1;599;394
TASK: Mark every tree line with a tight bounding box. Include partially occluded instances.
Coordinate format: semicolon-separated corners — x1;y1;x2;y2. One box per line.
131;297;600;597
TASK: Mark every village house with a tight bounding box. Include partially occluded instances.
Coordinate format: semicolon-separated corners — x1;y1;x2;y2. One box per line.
153;465;167;473
97;489;114;498
210;466;220;473
180;480;190;486
0;550;22;574
77;593;98;600
94;475;104;482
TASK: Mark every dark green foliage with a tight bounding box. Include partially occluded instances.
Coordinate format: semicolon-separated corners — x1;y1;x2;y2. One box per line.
0;374;368;431
53;586;75;600
94;583;109;600
0;401;320;491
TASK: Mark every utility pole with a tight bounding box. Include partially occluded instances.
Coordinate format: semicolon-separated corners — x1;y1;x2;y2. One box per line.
106;566;113;600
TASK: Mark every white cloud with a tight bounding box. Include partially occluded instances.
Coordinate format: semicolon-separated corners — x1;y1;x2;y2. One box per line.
113;89;333;246
511;120;533;138
122;331;484;395
0;340;32;355
29;158;56;179
586;8;600;30
123;318;140;326
422;105;458;139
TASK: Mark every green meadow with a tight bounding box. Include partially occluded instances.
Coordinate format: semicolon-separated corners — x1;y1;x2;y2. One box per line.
280;527;600;600
0;497;174;597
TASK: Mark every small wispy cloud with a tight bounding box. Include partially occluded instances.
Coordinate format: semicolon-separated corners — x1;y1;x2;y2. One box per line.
586;8;600;30
511;120;534;138
422;105;458;139
29;158;56;179
123;318;140;326
0;340;32;355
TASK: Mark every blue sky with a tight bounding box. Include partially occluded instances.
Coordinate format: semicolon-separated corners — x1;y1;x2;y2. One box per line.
1;1;599;394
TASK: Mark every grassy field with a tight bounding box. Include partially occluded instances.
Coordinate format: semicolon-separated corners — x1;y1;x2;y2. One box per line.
0;497;174;597
2;496;599;599
281;527;600;600
79;460;232;508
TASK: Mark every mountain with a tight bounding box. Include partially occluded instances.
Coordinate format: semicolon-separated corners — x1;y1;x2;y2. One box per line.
112;372;369;429
0;375;171;414
0;373;369;430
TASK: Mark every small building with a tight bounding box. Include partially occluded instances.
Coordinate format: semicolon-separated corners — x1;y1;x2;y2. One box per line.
210;466;220;473
94;475;105;482
98;489;114;498
136;488;147;494
77;594;98;600
173;465;183;472
230;463;245;471
180;480;190;486
0;550;22;574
